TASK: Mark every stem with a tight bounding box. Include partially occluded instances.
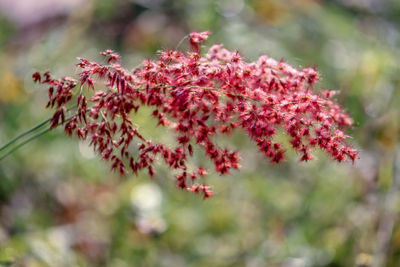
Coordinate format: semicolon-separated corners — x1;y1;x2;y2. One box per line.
0;117;51;153
175;35;188;50
0;127;50;161
0;104;80;154
0;113;80;161
373;147;400;267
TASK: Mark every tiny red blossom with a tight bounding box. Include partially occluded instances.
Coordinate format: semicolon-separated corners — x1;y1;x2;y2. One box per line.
189;31;211;53
35;31;358;197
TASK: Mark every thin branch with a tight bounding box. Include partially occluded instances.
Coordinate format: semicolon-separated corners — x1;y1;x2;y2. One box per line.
0;117;51;153
373;146;400;267
0;127;51;161
0;112;80;161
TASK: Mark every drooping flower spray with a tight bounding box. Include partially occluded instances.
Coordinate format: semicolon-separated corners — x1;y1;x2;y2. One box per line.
9;31;358;198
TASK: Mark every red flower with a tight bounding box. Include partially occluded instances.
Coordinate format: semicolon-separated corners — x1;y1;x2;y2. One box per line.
189;31;211;53
36;31;358;197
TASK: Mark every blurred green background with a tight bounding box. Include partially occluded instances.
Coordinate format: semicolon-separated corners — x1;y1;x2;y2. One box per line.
0;0;400;266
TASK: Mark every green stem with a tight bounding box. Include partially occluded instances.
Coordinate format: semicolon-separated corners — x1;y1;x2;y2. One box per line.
0;117;51;153
0;127;51;161
175;35;188;50
0;104;80;154
0;113;80;161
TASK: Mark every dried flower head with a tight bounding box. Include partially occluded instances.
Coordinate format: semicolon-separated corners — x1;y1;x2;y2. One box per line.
33;31;358;198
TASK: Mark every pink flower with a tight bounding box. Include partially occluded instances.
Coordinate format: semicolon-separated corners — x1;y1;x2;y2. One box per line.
34;31;358;198
189;31;211;52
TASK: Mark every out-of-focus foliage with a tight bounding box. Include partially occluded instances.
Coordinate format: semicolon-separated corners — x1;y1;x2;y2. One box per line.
0;0;399;266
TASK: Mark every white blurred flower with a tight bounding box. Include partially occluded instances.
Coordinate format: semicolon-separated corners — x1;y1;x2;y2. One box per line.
131;183;167;235
131;183;162;214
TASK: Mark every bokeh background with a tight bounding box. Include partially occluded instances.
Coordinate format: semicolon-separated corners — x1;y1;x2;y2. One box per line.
0;0;400;266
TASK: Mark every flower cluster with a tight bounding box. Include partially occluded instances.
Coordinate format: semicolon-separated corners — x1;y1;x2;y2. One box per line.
33;31;358;198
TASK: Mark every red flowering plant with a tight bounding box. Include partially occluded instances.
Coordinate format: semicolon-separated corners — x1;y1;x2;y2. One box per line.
2;31;358;198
